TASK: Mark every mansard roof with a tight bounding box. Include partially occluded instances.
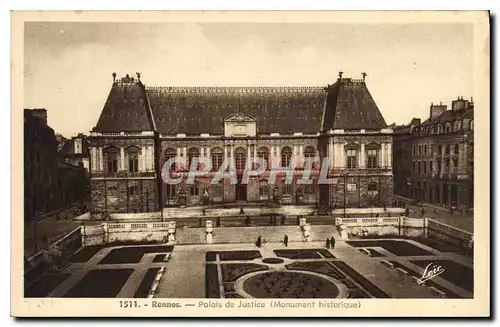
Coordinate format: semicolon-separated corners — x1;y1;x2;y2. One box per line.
94;75;156;133
421;108;474;125
146;86;325;135
322;78;387;130
93;74;389;135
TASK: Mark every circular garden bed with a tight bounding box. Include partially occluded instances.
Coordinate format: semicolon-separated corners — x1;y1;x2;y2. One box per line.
243;271;340;298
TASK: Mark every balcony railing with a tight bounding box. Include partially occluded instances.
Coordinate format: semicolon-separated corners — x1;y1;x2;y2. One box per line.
91;171;156;178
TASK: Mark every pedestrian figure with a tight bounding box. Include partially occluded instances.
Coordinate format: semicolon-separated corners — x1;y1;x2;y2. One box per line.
421;208;425;217
216;217;221;227
284;234;289;247
256;236;262;248
330;237;336;250
281;215;286;225
202;208;206;216
240;207;245;215
245;216;251;226
326;238;330;249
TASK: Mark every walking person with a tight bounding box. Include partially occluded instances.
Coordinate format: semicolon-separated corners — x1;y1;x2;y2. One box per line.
256;235;262;248
326;238;331;249
284;234;289;247
330;237;336;250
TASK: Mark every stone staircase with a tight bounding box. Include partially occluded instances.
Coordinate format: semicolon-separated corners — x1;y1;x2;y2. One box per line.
175;227;206;244
308;225;339;242
212;226;304;244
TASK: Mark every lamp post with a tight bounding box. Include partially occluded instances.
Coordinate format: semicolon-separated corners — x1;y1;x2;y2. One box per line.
343;172;348;218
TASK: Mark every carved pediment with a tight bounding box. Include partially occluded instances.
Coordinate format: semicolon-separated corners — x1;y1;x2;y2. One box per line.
224;113;256;123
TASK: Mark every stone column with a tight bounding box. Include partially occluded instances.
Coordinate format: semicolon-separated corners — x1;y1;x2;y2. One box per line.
360;143;365;168
206;147;211;158
387;142;393;169
298;145;304;168
142;146;147;171
380;143;386;168
201;148;205;158
120;147;125;171
149;146;154;171
99;147;104;171
91;147;97;172
328;139;334;168
338;144;345;168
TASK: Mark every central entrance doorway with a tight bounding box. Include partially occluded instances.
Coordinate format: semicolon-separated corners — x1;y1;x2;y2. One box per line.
236;174;247;201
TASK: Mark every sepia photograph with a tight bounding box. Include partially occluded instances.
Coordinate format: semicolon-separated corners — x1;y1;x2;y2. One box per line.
11;10;490;317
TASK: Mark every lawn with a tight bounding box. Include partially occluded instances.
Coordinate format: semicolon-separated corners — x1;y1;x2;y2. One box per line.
410;259;473;293
134;268;160;298
99;245;174;264
63;269;134;297
205;251;262;262
69;245;107;263
274;249;335;259
346;240;433;256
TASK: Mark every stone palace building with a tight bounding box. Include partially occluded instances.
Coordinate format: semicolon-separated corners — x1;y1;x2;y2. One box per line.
88;72;394;216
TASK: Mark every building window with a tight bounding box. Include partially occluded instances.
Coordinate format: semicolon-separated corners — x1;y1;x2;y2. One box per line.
259;180;269;198
437;160;442;175
418;161;421;174
187;148;200;169
413;145;417;156
211;147;223;171
235;147;247;170
454;144;459;155
430;126;435;134
189;183;199;197
367;149;378;168
437;145;442;156
445;145;451;155
128;151;139;172
107;186;117;197
282;183;292;195
423;161;427;174
166;184;176;198
164;148;177;171
412;161;416;174
212;185;223;198
367;182;378;195
424;144;428;156
128;185;138;196
346;149;357;168
430;161;433;174
281;147;292;167
452;158;458;175
257;147;270;169
105;148;119;173
418;145;422;156
445;123;452;133
470;120;474;131
304;146;316;167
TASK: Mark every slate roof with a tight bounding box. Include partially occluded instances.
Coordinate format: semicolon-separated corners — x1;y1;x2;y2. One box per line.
59;138;90;156
93;75;389;135
322;78;387;130
421;107;474;125
146;86;325;135
94;76;156;133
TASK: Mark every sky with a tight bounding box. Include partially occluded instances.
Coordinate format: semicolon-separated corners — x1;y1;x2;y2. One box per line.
24;22;474;137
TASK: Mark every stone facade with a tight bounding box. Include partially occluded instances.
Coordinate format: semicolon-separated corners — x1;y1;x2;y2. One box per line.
393;97;474;210
88;73;395;216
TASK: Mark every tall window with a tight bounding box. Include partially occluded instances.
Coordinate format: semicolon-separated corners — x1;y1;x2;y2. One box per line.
259;180;269;198
128;151;139;172
418;145;422;156
281;147;292;167
212;185;223;198
429;161;433;174
424;144;428;156
437;159;442;175
423;161;427;174
454;144;459;155
187;148;200;169
438;145;443;156
367;149;378;168
282;183;292;195
445;145;451;155
235;148;247;170
412;161;416;174
105;148;119;173
367;182;378;195
257;147;270;169
189;183;199;197
107;186;117;196
166;184;176;198
346;149;357;168
164;148;177;171
211;147;223;171
304;146;316;167
128;185;138;196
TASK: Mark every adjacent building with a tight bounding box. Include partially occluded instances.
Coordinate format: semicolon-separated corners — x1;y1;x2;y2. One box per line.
59;133;91;172
393;97;474;210
88;72;394;217
24;109;90;221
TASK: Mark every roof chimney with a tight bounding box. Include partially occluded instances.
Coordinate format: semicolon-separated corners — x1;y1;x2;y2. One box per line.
430;103;447;120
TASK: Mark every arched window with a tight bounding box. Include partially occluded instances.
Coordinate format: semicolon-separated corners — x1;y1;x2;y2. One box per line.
445;123;452;133
104;147;119;173
304;146;316;167
211;147;224;171
234;147;247;170
430;125;435;135
281;146;292;167
187;148;200;169
127;146;141;173
257;147;270;169
164;148;177;171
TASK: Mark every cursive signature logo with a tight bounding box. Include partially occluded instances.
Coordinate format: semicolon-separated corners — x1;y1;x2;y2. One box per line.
416;262;445;285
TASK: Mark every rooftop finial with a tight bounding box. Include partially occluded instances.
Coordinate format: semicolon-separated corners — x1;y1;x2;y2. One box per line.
136;72;141;81
338;71;343;80
112;72;116;82
361;72;367;82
